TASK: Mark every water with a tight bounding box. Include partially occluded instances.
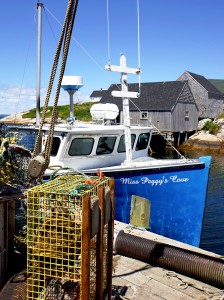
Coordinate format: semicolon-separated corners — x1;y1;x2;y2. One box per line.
182;150;224;256
0;114;9;119
152;148;224;255
200;152;224;255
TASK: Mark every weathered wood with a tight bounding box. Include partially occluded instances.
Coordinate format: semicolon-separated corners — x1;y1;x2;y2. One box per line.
107;178;115;299
81;194;91;300
113;221;223;300
96;185;105;300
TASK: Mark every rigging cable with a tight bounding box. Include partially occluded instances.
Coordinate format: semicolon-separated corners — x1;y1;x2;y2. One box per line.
11;7;37;123
45;5;108;76
106;0;111;66
136;0;141;95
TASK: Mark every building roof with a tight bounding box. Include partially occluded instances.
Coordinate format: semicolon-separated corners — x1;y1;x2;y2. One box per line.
100;81;193;111
90;89;107;98
186;71;223;98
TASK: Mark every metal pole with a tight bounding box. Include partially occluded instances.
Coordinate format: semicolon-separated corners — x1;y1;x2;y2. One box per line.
120;54;132;162
68;90;75;118
36;3;43;127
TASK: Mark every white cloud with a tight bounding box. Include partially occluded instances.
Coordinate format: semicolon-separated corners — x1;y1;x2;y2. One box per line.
0;83;90;115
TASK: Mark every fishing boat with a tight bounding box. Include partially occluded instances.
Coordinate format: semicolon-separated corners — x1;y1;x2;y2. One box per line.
25;52;211;248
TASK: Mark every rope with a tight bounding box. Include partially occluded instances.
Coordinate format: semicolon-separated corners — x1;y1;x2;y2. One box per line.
33;1;71;157
166;271;224;300
33;0;79;173
44;0;79;167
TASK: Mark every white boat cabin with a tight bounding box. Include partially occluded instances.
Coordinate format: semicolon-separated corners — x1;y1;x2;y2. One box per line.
42;123;152;171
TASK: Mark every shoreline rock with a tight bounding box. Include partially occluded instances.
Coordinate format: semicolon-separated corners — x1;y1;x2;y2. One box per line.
180;130;224;154
0;112;36;124
0;113;53;125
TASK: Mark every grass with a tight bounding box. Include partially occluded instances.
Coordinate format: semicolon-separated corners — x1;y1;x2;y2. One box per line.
209;79;224;94
203;120;221;135
23;102;93;122
218;112;224;119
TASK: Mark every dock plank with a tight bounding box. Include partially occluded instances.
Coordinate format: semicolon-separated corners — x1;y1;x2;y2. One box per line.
112;221;223;300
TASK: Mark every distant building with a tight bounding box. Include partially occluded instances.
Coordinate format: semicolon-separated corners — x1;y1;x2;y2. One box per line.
177;71;224;119
89;89;107;102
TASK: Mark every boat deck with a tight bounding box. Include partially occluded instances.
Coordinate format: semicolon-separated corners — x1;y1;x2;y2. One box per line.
112;221;224;300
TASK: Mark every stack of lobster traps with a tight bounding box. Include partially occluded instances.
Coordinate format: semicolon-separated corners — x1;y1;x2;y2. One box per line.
26;173;114;300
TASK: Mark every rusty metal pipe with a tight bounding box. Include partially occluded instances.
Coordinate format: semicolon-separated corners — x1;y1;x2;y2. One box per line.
114;230;224;288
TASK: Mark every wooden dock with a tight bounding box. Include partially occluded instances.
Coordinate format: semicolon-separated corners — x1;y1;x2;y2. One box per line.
0;219;223;299
112;221;224;300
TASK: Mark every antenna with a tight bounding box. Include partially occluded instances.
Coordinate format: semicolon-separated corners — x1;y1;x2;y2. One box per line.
106;0;111;66
136;0;141;94
106;0;142;94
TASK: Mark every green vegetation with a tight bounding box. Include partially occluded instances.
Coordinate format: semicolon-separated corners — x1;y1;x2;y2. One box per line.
203;120;221;135
209;79;224;94
23;102;93;122
218;112;224;119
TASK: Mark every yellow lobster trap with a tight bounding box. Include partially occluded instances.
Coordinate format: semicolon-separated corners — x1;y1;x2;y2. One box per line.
26;174;114;300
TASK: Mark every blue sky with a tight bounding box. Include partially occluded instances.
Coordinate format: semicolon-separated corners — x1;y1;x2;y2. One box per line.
0;0;224;115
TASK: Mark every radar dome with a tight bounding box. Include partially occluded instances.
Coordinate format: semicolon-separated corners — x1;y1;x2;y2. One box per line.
90;103;119;120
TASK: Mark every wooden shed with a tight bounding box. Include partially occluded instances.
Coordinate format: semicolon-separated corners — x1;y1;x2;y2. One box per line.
177;71;224;119
99;81;199;134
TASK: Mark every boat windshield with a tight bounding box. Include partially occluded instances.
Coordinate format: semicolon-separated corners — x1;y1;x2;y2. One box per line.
96;136;117;155
68;138;94;156
51;137;61;156
117;134;136;153
135;133;151;151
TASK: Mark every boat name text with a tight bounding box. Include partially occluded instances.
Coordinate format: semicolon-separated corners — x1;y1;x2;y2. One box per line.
120;175;189;186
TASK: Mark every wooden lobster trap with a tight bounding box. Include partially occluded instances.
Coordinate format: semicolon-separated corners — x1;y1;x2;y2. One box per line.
26;174;114;300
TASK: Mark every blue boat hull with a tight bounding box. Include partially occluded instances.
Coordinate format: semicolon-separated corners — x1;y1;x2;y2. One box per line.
105;156;211;247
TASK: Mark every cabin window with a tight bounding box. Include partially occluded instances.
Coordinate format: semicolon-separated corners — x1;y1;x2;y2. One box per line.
51;137;61;156
185;111;189;119
135;133;150;151
140;112;148;119
117;134;136;153
96;136;116;155
68;138;94;156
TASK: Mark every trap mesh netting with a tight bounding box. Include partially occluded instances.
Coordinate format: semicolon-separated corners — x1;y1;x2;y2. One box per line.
26;174;113;300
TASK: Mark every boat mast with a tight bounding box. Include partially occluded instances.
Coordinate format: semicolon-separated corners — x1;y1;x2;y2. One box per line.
106;53;140;163
36;2;44;127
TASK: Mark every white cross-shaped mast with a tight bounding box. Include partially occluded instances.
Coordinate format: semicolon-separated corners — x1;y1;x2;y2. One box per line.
105;53;140;163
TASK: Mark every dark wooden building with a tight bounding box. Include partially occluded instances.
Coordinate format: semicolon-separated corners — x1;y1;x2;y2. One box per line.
99;81;198;134
177;71;224;119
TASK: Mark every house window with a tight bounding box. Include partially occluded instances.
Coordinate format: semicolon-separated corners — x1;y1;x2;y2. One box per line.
140;112;148;119
185;111;189;119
